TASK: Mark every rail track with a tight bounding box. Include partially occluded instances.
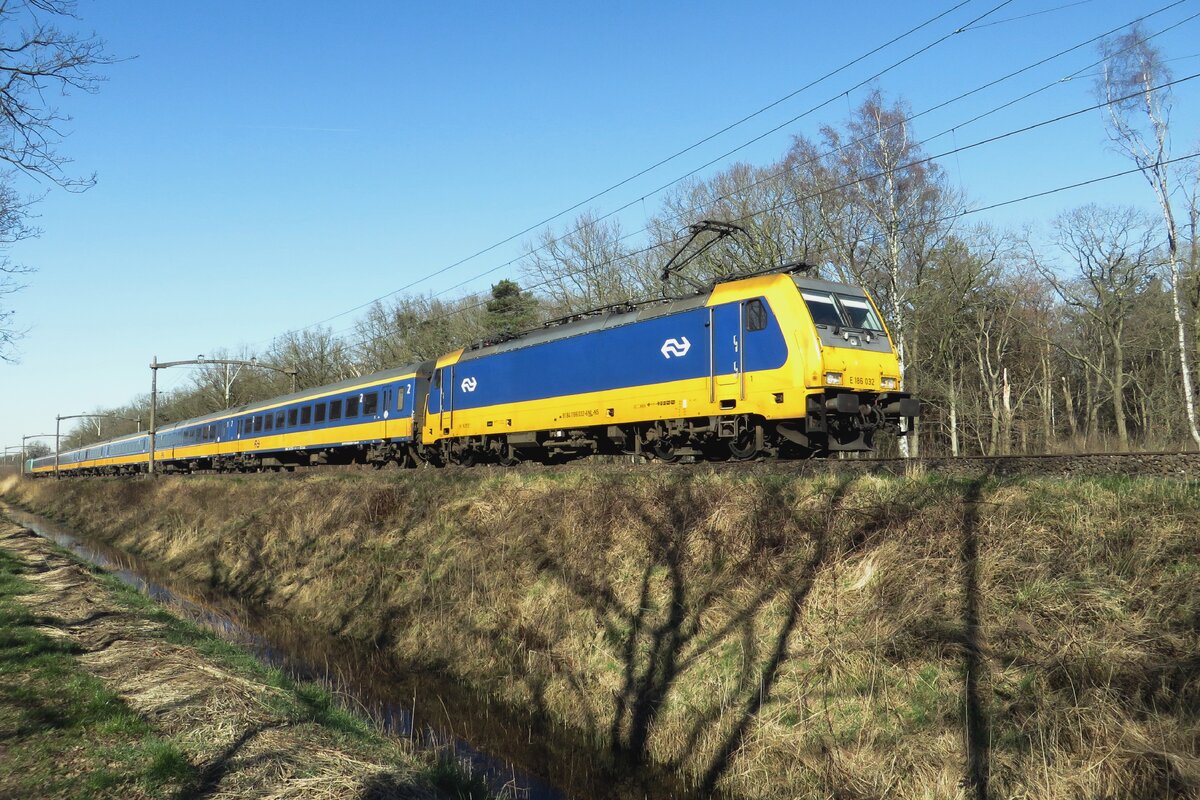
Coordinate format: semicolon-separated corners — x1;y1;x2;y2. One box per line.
39;449;1197;482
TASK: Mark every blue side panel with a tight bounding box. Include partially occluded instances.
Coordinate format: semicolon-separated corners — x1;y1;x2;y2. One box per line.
437;298;788;413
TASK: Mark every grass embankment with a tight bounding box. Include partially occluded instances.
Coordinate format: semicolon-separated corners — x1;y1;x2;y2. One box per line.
4;469;1199;799
0;519;488;800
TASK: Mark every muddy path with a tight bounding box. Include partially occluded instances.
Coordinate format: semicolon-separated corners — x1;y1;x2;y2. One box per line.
0;519;446;800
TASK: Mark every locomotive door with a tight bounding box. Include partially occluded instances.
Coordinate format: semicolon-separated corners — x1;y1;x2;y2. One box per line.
435;366;455;436
710;302;745;404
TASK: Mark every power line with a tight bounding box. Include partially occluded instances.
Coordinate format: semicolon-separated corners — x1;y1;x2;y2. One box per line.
264;0;1009;343
345;151;1200;355
965;0;1098;30
381;74;1200;347
692;9;1200;228
414;7;1196;305
339;74;1200;350
723;72;1200;226
271;1;1194;353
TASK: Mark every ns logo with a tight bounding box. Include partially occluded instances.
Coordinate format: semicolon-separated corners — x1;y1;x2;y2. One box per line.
660;337;691;358
460;377;478;392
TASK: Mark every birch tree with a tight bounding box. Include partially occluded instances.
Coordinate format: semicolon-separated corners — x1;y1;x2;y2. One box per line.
817;91;962;456
1099;24;1200;446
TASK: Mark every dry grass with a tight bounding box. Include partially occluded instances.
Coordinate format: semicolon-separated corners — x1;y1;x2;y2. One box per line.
4;469;1199;799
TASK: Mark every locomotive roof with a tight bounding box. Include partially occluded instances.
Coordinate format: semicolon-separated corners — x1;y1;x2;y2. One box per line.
460;272;869;363
460;293;712;363
792;275;870;295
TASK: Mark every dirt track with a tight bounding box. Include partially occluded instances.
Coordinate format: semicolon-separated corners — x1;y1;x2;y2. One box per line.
0;518;439;800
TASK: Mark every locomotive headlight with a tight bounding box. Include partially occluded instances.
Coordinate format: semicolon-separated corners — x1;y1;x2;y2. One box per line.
825;371;843;385
881;377;897;389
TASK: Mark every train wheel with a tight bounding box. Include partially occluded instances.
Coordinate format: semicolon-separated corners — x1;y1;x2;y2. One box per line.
652;439;678;463
728;431;758;460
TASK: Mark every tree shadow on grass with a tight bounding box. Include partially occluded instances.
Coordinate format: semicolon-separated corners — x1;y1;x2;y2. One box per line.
960;476;990;800
175;720;292;800
526;475;896;781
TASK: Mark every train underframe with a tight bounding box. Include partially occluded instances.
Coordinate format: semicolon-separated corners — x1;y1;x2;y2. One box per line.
423;389;919;466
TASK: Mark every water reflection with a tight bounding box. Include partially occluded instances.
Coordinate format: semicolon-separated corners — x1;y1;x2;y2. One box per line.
7;509;701;800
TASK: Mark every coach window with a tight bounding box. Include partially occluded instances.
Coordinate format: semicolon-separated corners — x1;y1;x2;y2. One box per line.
346;396;360;418
301;406;312;425
328;399;342;420
398;387;406;413
254;415;264;433
363;392;378;416
314;402;327;423
746;299;768;332
287;408;298;427
264;415;274;432
275;411;285;429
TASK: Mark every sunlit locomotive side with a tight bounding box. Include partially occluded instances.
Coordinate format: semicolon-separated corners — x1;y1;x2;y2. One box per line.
420;271;917;464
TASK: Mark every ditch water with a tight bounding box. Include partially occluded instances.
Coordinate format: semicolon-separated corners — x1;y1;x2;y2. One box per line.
7;508;702;800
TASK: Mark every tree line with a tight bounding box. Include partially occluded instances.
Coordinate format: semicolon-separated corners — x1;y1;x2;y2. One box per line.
63;27;1200;456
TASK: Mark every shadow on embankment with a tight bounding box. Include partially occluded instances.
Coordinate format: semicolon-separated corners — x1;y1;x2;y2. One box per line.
517;473;941;795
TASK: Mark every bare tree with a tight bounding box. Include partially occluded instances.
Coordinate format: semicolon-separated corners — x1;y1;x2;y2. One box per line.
1099;24;1200;446
353;293;488;371
0;0;113;359
0;203;34;359
1032;205;1160;450
267;326;355;390
519;211;643;314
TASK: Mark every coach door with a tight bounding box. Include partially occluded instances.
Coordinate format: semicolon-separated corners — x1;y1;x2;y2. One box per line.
710;302;745;406
381;386;394;436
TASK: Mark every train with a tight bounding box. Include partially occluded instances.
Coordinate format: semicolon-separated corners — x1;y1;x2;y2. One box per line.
26;269;918;476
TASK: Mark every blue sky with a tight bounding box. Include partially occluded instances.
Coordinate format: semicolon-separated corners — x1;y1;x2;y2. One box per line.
3;0;1199;451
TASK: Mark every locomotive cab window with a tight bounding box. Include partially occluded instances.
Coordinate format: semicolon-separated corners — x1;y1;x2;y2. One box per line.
363;392;378;416
745;299;768;332
329;399;342;421
801;292;844;328
836;295;884;332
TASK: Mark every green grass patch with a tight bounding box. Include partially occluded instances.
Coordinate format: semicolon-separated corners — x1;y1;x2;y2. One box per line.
0;549;197;799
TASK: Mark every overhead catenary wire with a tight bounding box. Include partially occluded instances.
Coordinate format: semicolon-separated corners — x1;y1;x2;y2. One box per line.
964;0;1098;30
343;150;1200;356
418;12;1197;307
260;1;1195;357
262;0;1019;344
354;1;1196;319
340;72;1200;348
335;72;1200;350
